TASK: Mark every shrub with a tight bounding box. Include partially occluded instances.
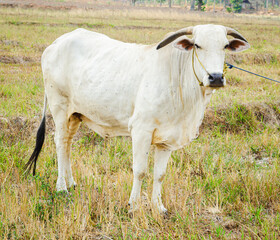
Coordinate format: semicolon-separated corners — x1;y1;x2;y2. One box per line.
230;0;243;13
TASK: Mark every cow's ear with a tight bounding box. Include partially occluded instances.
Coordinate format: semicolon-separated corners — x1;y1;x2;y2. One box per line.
226;39;250;52
173;38;194;51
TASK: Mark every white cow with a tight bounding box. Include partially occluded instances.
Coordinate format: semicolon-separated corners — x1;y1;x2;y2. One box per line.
25;24;249;213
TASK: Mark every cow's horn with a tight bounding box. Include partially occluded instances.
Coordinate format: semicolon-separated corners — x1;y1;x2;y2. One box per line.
156;27;193;50
226;27;248;43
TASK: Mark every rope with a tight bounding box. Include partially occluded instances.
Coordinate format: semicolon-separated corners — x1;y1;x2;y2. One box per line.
192;47;204;86
226;62;280;84
194;47;211;76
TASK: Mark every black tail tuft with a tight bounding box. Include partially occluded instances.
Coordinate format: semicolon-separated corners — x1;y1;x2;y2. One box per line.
24;115;46;176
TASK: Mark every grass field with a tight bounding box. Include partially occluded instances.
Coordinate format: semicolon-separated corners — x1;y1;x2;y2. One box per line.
1;5;280;239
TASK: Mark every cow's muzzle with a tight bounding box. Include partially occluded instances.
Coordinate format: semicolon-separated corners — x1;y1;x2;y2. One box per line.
209;73;225;87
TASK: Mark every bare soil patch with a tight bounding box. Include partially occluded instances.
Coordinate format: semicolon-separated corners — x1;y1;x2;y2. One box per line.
0;39;20;46
227;53;280;65
3;20;164;30
0;55;39;64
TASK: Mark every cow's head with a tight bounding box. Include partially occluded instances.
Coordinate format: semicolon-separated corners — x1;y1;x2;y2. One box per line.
157;25;250;87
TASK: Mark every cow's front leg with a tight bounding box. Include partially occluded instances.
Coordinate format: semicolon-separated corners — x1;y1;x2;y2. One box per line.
128;130;152;211
152;146;171;213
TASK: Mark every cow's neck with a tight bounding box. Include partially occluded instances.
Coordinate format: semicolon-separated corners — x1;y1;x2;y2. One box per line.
168;48;207;111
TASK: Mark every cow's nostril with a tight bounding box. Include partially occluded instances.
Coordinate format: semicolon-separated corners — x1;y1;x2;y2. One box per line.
209;74;214;81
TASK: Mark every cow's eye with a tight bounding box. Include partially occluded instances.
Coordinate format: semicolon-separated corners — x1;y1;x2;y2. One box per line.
224;44;229;49
195;44;201;49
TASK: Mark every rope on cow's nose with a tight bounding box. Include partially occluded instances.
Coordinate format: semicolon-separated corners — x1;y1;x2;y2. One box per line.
192;47;205;86
223;62;228;77
225;62;280;84
194;47;211;76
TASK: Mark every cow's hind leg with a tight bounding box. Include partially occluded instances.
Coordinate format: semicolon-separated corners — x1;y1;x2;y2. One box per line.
152;146;171;213
53;111;69;192
65;113;82;189
52;110;81;192
128;130;152;211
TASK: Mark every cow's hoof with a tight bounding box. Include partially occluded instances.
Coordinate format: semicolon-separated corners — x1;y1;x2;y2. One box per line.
56;178;67;192
68;179;77;190
159;206;168;214
68;182;77;191
127;202;139;216
162;209;170;219
152;202;168;214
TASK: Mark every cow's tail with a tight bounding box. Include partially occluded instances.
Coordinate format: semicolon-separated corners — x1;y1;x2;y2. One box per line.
24;93;47;176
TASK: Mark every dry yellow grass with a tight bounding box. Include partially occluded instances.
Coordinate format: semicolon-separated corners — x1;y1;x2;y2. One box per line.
0;5;280;239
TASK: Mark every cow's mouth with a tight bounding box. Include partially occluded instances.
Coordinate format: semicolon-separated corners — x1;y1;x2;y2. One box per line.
209;82;225;88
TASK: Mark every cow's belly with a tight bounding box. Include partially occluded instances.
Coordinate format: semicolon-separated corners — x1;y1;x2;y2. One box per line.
72;102;132;138
81;115;130;138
